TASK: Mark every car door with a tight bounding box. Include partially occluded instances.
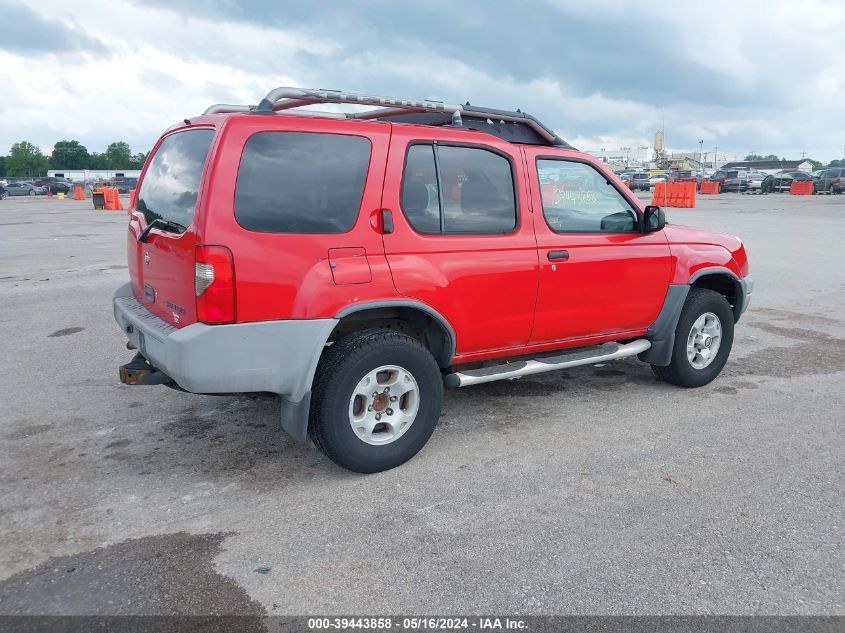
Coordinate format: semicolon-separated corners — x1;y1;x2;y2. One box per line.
524;148;672;344
380;128;539;356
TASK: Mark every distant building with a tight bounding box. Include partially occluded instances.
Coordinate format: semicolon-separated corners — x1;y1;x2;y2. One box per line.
47;169;142;182
719;160;813;175
665;153;707;171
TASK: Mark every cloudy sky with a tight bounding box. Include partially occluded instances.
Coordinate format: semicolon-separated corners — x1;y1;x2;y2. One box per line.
1;0;844;164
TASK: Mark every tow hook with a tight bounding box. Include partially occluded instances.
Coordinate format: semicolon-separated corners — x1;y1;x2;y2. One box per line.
119;352;173;386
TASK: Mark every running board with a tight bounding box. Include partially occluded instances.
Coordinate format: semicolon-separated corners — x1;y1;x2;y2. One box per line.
444;339;651;387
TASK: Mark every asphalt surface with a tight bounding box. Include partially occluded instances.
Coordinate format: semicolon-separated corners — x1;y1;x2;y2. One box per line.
0;193;843;616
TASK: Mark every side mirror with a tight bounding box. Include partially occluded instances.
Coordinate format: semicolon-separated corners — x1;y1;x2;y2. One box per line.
643;205;665;232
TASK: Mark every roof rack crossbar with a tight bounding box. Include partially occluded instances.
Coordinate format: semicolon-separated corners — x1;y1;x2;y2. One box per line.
204;87;572;148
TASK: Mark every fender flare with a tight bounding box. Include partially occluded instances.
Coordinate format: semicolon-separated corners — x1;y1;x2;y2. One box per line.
334;299;457;367
282;300;457;444
640;267;751;366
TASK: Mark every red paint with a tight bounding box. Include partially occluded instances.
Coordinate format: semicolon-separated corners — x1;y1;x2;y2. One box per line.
125;112;749;364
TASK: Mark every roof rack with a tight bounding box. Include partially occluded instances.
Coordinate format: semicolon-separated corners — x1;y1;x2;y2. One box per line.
204;87;574;149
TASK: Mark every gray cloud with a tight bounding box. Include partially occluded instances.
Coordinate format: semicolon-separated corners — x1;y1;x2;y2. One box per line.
0;1;106;55
3;0;845;162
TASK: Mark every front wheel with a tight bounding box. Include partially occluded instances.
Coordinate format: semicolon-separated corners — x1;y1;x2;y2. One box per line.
652;288;735;388
28;189;35;196
309;329;443;473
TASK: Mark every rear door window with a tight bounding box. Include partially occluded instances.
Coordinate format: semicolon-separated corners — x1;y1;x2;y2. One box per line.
137;129;215;230
400;143;517;235
235;132;371;233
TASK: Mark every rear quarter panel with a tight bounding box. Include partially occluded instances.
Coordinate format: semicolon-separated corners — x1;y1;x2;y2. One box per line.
199;115;399;321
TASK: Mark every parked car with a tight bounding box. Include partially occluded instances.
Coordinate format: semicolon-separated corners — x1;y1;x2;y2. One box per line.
813;167;844;194
35;178;73;194
114;177;138;194
3;181;38;196
761;171;813;193
649;174;668;185
709;170;749;193
746;171;767;191
0;184;7;200
629;172;651;191
113;86;752;473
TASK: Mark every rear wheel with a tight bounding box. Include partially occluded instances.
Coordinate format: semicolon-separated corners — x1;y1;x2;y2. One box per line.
28;189;35;196
309;329;443;473
829;184;836;195
652;288;734;388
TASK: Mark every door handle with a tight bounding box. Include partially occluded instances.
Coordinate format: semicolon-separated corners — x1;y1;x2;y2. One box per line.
381;209;394;234
547;250;569;261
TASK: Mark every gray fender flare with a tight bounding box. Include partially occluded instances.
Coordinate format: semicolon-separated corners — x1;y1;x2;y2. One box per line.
639;267;751;366
282;299;457;443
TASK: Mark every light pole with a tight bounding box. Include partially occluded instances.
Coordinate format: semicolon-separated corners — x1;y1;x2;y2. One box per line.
698;140;704;170
622;147;631;169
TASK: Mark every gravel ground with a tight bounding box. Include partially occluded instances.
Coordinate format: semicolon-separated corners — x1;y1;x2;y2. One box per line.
0;192;842;616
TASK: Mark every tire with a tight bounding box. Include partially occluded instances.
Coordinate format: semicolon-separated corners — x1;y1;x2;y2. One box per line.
28;189;35;196
829;184;835;195
0;190;6;200
309;328;443;473
651;288;734;388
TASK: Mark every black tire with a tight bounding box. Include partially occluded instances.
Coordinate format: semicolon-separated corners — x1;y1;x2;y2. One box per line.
28;189;35;196
309;329;443;473
829;184;835;195
0;190;7;200
651;288;734;388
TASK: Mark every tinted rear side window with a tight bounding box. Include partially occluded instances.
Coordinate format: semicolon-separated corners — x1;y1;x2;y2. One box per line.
137;129;214;229
400;143;516;235
235;132;371;233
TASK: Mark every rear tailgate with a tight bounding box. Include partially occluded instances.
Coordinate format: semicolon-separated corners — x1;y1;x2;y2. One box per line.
129;127;216;327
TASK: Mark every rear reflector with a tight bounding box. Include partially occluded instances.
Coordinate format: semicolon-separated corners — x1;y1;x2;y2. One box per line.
195;245;235;324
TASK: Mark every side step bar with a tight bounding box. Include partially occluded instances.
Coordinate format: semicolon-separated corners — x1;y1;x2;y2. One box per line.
444;339;651;387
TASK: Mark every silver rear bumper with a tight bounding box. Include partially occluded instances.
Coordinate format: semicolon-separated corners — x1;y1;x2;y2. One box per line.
112;283;337;399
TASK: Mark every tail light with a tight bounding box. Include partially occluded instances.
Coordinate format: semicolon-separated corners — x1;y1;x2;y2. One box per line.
195;245;235;324
835;178;842;185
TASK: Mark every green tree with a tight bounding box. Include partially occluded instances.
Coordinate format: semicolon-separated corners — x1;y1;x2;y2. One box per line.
128;152;148;169
6;141;49;177
0;155;7;177
50;140;91;170
807;159;824;171
827;159;844;168
89;152;109;170
744;153;781;161
105;141;132;169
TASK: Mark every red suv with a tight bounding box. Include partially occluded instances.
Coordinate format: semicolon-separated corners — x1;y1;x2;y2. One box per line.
114;87;752;473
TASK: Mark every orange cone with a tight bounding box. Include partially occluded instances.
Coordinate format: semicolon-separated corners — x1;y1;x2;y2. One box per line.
73;186;85;200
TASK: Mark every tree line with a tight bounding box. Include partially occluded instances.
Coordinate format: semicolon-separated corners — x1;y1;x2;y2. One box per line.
743;153;844;170
0;140;149;177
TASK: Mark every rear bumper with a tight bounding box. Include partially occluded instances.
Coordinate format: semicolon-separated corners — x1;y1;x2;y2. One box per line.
112;283;337;399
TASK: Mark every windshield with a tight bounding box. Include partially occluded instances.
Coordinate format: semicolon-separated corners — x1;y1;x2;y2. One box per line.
137;129;214;230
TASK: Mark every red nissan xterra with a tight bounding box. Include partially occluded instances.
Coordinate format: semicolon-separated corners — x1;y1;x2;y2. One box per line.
114;88;752;473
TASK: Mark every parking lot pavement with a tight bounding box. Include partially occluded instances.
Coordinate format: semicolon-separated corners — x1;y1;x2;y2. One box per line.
0;194;843;616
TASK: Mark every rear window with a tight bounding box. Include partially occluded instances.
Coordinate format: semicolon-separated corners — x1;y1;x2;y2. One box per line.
235;132;371;234
137;129;215;230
